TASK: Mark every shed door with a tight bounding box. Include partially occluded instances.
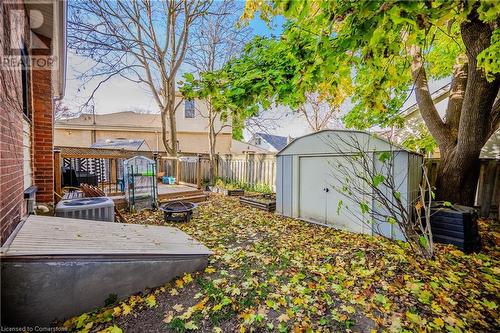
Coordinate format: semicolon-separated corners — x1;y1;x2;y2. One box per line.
299;156;365;233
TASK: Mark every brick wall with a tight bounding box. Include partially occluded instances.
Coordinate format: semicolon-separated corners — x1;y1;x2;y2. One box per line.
0;88;26;245
0;0;28;244
32;34;54;204
0;7;55;244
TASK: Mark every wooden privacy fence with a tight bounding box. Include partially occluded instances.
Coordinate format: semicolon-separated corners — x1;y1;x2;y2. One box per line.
426;158;500;218
159;155;204;188
161;154;277;190
218;154;276;190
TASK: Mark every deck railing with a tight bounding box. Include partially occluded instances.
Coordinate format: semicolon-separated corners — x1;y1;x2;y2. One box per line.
54;147;157;201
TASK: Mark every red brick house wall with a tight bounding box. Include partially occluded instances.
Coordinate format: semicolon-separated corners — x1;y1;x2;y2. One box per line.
0;86;26;245
0;5;55;245
32;34;54;204
0;0;29;245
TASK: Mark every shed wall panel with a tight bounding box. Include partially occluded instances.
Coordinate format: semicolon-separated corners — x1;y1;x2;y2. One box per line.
281;156;293;217
276;156;283;214
370;151;409;240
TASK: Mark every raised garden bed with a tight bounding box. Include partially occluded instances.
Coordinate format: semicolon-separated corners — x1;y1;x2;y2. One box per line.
239;193;276;212
209;186;244;196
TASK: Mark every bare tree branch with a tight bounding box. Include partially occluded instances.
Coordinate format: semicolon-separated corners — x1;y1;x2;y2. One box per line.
297;92;343;132
68;0;213;156
183;0;252;181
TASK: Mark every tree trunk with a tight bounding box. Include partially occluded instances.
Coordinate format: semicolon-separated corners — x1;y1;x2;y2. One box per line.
411;6;499;206
169;106;178;157
434;9;499;206
435;147;481;206
161;107;170;154
161;87;179;157
208;115;217;183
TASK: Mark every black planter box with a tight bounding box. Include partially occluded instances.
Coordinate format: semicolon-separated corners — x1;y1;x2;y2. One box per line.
240;194;276;212
427;203;481;253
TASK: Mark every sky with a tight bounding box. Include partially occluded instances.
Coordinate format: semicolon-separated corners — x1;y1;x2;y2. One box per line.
62;6;448;141
62;9;290;140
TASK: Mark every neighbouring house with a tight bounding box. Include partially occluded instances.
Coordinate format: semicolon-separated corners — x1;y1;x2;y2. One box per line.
1;1;209;326
248;132;292;153
230;139;272;154
54;101;233;154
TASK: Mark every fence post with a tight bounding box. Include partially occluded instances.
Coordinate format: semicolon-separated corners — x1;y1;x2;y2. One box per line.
480;160;497;218
176;158;180;184
110;159;117;184
54;149;62;203
197;154;202;189
158;157;164;175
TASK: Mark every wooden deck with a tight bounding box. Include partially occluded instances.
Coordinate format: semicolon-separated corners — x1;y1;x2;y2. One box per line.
1;215;211;325
1;215;210;258
158;184;198;195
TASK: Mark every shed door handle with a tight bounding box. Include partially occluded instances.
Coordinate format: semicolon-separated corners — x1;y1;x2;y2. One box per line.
324;187;329;192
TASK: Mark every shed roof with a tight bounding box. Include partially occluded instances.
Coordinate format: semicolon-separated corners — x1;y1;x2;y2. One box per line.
277;129;419;156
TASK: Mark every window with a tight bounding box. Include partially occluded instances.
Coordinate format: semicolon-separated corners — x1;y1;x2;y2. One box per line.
255;137;262;145
184;100;195;118
21;46;30;119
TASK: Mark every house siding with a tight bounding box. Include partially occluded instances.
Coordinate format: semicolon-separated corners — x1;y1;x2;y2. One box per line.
54;100;233;154
54;128;233;154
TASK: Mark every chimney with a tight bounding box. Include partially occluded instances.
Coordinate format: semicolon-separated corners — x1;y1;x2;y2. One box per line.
287;135;293;144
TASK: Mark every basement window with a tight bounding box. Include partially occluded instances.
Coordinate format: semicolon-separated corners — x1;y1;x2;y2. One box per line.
184;100;195;118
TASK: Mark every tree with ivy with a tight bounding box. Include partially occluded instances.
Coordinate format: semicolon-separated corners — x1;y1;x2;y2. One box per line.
241;0;499;206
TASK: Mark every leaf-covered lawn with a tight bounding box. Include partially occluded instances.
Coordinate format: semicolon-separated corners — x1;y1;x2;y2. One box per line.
64;196;499;332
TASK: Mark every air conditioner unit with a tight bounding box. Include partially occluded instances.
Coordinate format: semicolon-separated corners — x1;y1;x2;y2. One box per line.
55;197;115;222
